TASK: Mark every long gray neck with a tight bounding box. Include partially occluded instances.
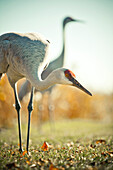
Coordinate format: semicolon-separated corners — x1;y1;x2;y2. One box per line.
61;24;66;58
29;71;58;91
60;24;66;65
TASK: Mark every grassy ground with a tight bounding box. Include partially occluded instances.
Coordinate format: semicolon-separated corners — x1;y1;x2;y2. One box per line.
0;119;113;169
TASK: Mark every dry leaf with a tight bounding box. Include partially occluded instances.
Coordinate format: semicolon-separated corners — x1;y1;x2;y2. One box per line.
26;160;31;165
22;151;27;156
11;151;15;156
96;139;106;144
49;164;59;170
41;141;49;151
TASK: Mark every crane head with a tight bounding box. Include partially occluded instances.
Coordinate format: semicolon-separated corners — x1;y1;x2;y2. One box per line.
64;69;92;96
63;16;84;27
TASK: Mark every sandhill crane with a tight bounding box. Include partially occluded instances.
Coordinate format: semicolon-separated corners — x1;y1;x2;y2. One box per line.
18;17;83;127
0;32;92;153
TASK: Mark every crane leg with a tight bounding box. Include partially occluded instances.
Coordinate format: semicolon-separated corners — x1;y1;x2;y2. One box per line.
26;87;34;153
14;83;22;152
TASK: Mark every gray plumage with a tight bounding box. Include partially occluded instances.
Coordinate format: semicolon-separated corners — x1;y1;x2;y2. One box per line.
18;16;82;100
0;32;49;88
0;30;92;153
0;32;50;153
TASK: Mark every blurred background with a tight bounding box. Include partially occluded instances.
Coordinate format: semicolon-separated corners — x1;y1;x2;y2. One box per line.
0;0;113;128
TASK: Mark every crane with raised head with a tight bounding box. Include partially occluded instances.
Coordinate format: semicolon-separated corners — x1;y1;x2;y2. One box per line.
18;17;83;126
0;32;92;153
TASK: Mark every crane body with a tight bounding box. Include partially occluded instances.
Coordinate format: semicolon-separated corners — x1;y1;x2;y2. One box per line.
0;33;49;87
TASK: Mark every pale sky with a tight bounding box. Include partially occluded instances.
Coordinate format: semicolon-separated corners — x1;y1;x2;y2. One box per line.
0;0;113;94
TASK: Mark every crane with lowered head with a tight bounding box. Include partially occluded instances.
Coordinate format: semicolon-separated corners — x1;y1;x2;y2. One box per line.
18;17;84;127
0;32;92;153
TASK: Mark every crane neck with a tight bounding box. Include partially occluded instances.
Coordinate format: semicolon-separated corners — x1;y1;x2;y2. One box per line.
61;24;66;63
29;70;58;91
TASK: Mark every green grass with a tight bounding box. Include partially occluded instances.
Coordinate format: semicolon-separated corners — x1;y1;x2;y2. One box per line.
0;119;113;169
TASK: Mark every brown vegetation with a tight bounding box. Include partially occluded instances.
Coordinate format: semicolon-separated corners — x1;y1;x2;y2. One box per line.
0;75;16;128
0;74;113;128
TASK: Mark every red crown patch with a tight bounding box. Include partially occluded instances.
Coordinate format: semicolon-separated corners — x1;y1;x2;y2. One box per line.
64;69;76;78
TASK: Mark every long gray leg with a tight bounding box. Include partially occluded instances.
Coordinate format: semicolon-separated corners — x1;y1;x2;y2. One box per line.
26;86;34;152
14;83;22;152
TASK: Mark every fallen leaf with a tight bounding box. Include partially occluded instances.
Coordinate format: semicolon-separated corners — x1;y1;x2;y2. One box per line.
49;164;59;170
26;160;31;165
96;139;106;144
22;151;27;156
41;141;49;151
11;151;15;156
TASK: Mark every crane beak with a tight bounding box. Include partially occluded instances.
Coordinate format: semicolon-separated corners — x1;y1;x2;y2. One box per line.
73;19;85;23
71;77;92;96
